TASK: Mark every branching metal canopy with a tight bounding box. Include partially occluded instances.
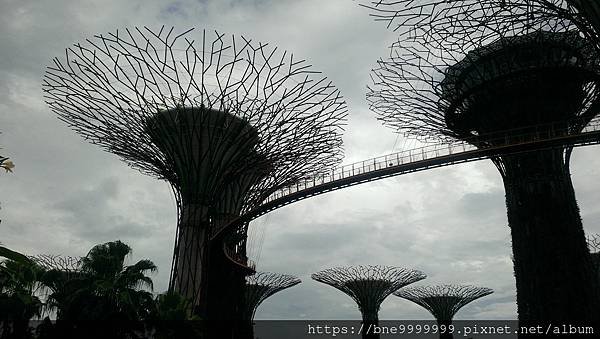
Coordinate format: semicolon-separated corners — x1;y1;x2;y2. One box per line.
394;284;493;323
244;271;301;320
312;265;426;321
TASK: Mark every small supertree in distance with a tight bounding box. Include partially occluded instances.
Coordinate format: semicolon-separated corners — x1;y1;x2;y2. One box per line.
30;254;81;273
395;285;493;339
363;0;600;322
42;26;347;331
240;271;301;338
312;265;426;339
588;234;600;277
29;255;82;319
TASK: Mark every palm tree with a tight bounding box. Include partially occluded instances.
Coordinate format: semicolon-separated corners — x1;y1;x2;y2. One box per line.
67;240;157;321
151;291;195;321
34;241;157;339
147;291;202;339
0;245;43;338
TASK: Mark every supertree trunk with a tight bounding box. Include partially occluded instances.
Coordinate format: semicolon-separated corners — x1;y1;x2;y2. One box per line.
361;310;379;339
437;320;453;339
495;148;599;322
173;203;210;315
242;272;301;339
205;232;248;338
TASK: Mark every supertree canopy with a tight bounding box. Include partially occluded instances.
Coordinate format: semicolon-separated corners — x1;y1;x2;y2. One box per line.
42;26;348;320
30;254;81;273
29;255;83;319
243;271;301;320
395;285;493;339
364;1;600;142
363;1;600;322
312;265;426;339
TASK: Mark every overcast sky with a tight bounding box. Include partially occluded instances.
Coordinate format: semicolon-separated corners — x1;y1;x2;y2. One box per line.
1;0;599;322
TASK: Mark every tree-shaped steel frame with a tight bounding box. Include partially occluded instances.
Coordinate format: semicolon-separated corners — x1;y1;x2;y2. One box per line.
29;254;83;318
395;285;492;339
363;0;600;142
42;26;347;317
361;0;600;322
243;271;301;320
588;234;600;274
312;265;426;337
395;285;493;323
360;1;600;52
30;254;81;273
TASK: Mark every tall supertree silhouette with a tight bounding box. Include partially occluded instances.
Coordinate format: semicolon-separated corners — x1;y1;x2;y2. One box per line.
42;26;347;326
312;265;426;339
395;285;493;339
363;1;600;322
240;272;301;338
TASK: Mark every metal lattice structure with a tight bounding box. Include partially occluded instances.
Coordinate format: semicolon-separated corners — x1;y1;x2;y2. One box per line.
362;1;600;322
364;1;600;142
589;233;600;253
243;272;301;320
395;285;493;323
312;265;425;338
588;234;600;275
42;26;347;319
360;1;600;51
29;255;83;319
30;255;81;273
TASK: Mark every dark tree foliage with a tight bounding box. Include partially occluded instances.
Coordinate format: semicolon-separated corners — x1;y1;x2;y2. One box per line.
42;27;347;328
361;0;600;322
312;265;426;339
33;241;157;339
395;285;493;339
2;243;203;339
0;246;42;339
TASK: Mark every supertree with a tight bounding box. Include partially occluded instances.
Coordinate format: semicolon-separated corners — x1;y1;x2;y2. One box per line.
29;255;82;319
588;234;600;275
394;285;493;339
42;26;347;327
240;271;301;338
30;254;81;273
363;0;600;322
312;265;426;339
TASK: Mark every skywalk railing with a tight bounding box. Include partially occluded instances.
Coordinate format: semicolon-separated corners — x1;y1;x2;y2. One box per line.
262;118;600;205
224;118;600;270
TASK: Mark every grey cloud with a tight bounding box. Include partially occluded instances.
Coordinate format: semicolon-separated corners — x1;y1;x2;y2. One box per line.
1;0;599;322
